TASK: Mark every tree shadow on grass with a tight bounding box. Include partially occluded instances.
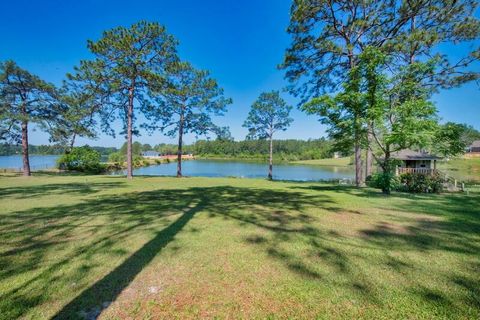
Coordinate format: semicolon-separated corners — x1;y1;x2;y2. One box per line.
1;185;330;319
290;183;480;254
3;181;479;318
0;180;126;199
52;204;200;320
286;182;480;310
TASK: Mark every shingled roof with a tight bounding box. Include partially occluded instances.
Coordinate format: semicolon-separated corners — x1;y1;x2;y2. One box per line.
470;140;480;148
390;149;442;160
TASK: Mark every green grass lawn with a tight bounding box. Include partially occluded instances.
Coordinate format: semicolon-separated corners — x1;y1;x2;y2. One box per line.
0;174;479;319
291;157;352;167
439;157;480;183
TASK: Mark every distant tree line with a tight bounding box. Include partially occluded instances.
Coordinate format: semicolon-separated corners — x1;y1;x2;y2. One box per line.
0;138;335;162
0;143;116;156
106;138;333;162
186;138;332;161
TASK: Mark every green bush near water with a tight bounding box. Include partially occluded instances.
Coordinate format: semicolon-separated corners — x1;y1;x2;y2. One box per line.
57;146;106;174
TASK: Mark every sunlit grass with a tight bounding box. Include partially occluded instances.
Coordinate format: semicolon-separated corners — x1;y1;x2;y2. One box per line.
439;157;480;183
0;174;479;319
291;157;352;167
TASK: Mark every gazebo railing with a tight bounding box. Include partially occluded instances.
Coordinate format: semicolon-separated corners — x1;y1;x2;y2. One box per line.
397;167;437;175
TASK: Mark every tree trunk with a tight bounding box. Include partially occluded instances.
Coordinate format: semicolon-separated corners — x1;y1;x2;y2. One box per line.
366;148;372;178
268;135;273;180
177;113;184;178
126;84;135;179
353;111;363;187
67;133;76;154
21;120;31;176
382;150;392;195
365;127;373;178
349;51;363;186
355;141;362;187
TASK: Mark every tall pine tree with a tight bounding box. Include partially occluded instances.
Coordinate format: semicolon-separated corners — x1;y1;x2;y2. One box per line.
80;21;178;178
0;61;58;176
144;61;231;177
243;91;293;180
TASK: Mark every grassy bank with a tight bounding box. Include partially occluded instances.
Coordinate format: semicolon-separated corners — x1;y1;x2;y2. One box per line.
0;175;479;319
291;157;352;167
438;157;480;183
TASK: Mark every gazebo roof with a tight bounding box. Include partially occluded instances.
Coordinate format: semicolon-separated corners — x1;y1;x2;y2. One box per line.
470;140;480;148
390;149;442;161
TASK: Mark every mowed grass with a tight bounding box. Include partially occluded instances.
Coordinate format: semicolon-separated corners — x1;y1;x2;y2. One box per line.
291;157;352;167
439;157;480;183
0;175;479;319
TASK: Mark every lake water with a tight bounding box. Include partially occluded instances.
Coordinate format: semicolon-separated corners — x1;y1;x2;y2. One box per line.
0;155;59;171
0;156;354;181
115;159;354;181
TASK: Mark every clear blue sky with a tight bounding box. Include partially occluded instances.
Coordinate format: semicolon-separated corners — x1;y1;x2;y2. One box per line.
1;0;479;148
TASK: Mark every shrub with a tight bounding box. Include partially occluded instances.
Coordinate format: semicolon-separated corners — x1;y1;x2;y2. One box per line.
133;155;143;167
57;146;106;174
399;172;444;193
366;172;400;194
108;152;125;164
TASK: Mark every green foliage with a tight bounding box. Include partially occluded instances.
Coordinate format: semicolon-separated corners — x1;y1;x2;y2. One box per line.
145;61;232;139
243;91;293;140
48;76;104;150
433;122;480;156
356;47;439;194
455;123;480;146
282;1;479;103
142;144;152;152
108;147;148;167
76;21;179;177
433;122;469;157
0;60;59;143
399;172;445;194
368;172;445;194
108;152;125;164
57;146;105;173
189;138;332;161
120;141;142;156
133;155;144;167
366;172;400;193
301;66;365;154
283;1;479;187
81;20;179;136
0;143;116;156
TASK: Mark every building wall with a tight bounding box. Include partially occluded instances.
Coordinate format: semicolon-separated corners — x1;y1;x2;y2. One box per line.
398;160;432;169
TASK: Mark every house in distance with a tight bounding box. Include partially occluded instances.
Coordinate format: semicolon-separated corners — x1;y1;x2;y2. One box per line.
391;149;443;176
141;150;161;158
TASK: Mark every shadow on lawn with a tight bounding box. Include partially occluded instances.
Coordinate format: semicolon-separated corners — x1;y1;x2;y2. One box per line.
289;183;480;309
1;182;479;318
0;181;127;199
0;185;330;319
